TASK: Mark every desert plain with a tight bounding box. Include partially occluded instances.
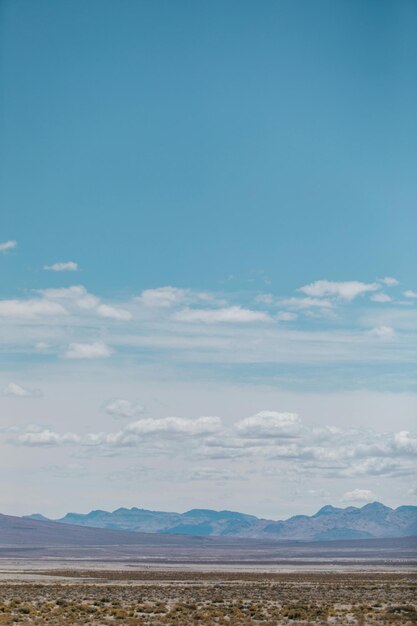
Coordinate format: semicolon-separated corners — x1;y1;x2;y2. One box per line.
0;569;416;625
0;554;416;626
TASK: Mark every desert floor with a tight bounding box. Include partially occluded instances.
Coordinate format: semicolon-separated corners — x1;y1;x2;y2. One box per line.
0;567;416;625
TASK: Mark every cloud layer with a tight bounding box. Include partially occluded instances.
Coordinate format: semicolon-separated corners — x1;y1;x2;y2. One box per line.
7;409;416;486
0;277;415;391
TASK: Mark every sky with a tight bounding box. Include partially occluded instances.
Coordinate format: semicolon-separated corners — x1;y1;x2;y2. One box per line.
0;0;416;519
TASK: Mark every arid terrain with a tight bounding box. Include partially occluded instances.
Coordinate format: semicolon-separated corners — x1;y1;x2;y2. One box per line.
0;568;416;625
0;516;416;624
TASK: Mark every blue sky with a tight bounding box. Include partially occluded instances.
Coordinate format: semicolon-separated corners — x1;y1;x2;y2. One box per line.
0;0;416;518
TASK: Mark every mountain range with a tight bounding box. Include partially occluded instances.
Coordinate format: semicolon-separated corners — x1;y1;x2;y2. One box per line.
25;502;417;541
3;512;417;565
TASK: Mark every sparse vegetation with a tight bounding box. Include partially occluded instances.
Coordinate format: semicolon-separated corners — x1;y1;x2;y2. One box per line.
0;571;415;624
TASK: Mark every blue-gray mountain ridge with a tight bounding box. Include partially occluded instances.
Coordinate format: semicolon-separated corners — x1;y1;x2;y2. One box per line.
26;502;417;541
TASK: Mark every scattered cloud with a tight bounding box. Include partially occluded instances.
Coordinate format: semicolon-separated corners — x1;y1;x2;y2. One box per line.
1;382;42;398
137;286;224;309
38;285;99;308
237;411;301;438
404;290;417;299
138;286;187;308
174;306;272;323
104;398;145;419
370;293;392;303
369;325;395;340
0;299;67;319
379;277;399;287
96;304;132;320
38;285;131;320
14;429;80;446
0;280;412;387
125;416;221;436
341;458;414;478
340;488;376;503
86;416;222;449
282;297;333;310
9;416;221;449
0;240;17;253
63;341;112;359
44;261;78;272
352;430;417;459
299;280;379;301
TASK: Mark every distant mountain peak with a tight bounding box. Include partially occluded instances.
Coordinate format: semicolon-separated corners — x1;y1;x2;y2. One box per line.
23;513;50;522
361;501;392;511
314;505;343;517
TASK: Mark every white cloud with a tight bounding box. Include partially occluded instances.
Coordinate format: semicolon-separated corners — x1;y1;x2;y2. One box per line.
63;341;112;359
404;290;417;299
370;293;392;303
299;280;379;301
138;286;187;308
44;261;78;272
282;297;333;309
8;415;222;450
237;411;301;438
86;416;222;448
392;430;417;456
96;304;132;320
379;277;399;287
126;416;221;436
137;286;224;309
105;399;145;418
38;286;131;320
38;285;88;299
174;306;272;323
369;325;395;340
0;299;67;319
340;488;376;503
1;382;42;398
6;406;416;491
352;430;417;459
342;458;413;478
0;240;17;253
38;285;98;309
15;429;80;446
